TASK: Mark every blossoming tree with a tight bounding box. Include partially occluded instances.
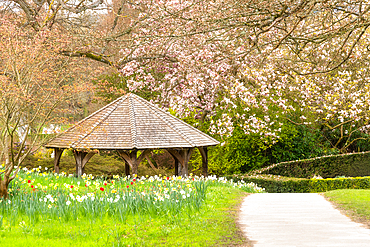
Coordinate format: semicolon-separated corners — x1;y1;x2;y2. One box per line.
7;0;370;168
111;0;370;152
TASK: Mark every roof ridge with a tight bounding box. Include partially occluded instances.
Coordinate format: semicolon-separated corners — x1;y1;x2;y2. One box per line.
71;95;129;148
132;95;196;147
132;94;219;145
129;94;138;148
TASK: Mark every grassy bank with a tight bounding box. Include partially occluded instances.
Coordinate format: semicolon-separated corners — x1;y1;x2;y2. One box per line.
0;169;264;246
324;189;370;227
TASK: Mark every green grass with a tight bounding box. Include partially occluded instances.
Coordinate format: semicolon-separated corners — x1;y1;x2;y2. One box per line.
324;189;370;222
0;169;263;246
0;186;249;246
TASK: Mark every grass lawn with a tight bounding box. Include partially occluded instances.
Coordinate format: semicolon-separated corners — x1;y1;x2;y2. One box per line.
0;170;263;246
0;187;248;246
324;189;370;227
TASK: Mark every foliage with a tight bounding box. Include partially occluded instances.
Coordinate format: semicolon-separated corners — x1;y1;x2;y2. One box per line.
226;174;370;193
269;124;339;163
257;151;370;179
206;122;338;176
7;0;370;178
209;129;271;175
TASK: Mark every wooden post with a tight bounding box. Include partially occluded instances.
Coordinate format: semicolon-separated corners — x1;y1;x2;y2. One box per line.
124;160;130;176
73;150;95;177
178;160;182;176
198;146;208;177
174;158;179;176
131;149;138;175
181;148;193;176
53;148;64;174
74;151;83;177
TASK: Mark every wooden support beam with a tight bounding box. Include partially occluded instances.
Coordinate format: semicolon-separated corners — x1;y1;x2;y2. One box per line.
144;153;157;171
167;149;181;176
198;146;208;177
73;151;84;177
82;152;95;168
167;149;185;166
117;151;133;168
73;150;95;177
117;149;151;176
167;148;193;176
53;148;64;174
117;151;133;177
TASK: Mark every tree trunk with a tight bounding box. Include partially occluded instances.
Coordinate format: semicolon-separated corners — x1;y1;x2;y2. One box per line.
0;180;8;199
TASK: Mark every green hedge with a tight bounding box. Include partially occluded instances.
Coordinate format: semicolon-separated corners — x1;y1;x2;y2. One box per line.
225;174;370;193
257;151;370;179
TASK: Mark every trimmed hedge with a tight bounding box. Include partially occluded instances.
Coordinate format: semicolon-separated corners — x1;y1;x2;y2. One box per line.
257;151;370;179
225;174;370;193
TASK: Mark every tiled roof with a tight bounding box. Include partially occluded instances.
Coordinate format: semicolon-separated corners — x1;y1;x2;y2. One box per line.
45;93;219;149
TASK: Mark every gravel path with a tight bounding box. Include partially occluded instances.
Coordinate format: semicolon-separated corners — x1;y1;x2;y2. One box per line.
239;193;370;247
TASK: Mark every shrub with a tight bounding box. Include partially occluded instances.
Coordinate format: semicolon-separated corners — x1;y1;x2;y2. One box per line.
225;174;370;193
257;151;370;179
269;124;338;164
207;123;337;176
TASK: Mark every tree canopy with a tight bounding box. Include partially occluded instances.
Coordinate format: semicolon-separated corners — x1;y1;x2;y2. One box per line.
2;0;370;176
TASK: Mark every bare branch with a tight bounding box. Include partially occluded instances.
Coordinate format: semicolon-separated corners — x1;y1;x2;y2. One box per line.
60;51;115;66
56;0;103;14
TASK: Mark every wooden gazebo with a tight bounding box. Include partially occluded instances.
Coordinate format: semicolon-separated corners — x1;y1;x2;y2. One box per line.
45;93;219;177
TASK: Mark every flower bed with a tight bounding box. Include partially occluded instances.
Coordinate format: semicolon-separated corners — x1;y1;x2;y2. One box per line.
1;167;265;226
